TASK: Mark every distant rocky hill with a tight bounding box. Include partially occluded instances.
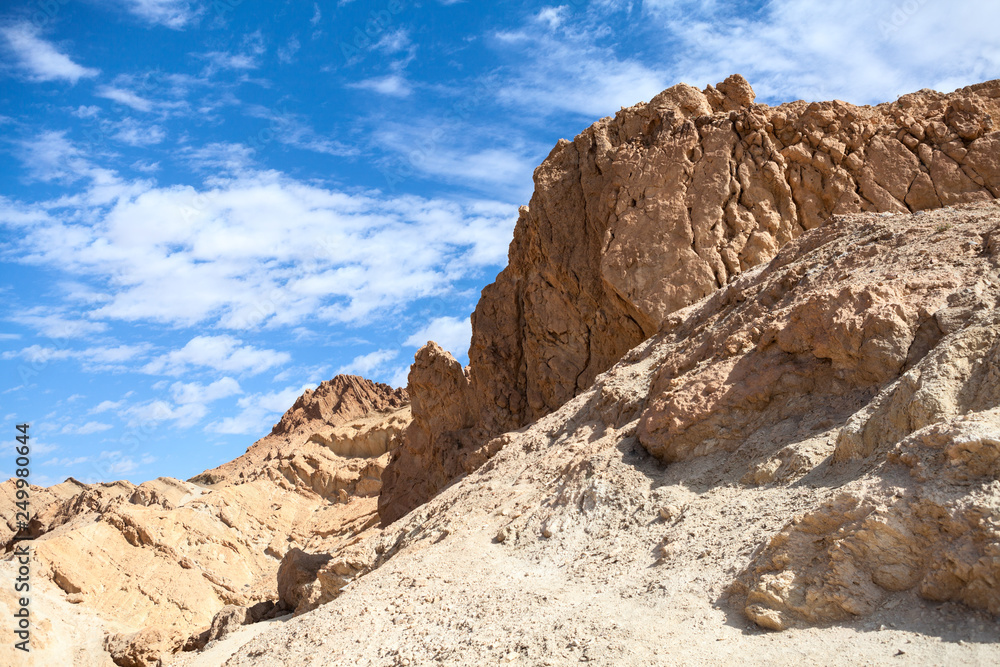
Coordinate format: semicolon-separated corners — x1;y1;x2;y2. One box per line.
379;74;1000;524
0;375;409;666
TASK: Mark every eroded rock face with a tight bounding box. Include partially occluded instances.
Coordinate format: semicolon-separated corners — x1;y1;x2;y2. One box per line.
104;626;185;667
380;75;1000;525
471;75;1000;439
277;548;333;615
269;374;407;439
378;343;500;524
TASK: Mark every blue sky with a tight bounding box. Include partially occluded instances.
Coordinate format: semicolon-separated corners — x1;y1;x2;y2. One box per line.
1;0;998;486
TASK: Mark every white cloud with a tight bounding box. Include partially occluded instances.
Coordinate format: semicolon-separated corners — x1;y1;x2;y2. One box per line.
243;105;358;157
2;344;150;370
9;308;107;338
170;377;242;404
42;455;90;467
620;0;1000;105
183;142;256;174
388;364;410;390
61;421;113;435
72;105;101;118
403;315;471;361
374;28;412;55
91;399;125;414
277;36;301;64
535;6;569;30
1;23;99;84
122;399;207;428
336;349;399;377
13;131;108;183
491;23;668;118
206;383;314;435
96;86;155;112
0;156;516;332
111;118;166;146
142;336;290;376
349;74;412;97
199;51;259;72
98;450;138;475
310;3;322;26
119;0;198;29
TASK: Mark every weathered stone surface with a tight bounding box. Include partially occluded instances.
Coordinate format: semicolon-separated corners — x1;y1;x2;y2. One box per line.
276;548;332;615
470;75;1000;440
268;374;407;439
0;374;409;666
104;625;185;667
378;343;501;524
220;203;1000;666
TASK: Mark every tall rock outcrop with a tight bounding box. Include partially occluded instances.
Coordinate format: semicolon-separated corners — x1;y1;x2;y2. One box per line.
378;75;1000;524
377;344;498;524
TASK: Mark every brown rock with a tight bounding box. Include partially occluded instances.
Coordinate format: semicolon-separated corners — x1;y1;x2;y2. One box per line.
205;605;250;643
267;374;407;439
104;625;185;667
276;548;332;615
378;343;499;524
0;374;409;664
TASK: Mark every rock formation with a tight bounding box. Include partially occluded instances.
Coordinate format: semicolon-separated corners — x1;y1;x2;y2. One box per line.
377;343;501;524
213;201;1000;666
378;75;1000;525
0;375;409;666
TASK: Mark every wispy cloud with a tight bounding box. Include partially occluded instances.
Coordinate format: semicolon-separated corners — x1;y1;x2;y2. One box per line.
336;349;399;377
2;344;151;371
141;336;290;376
10;308;107;338
490;22;668;118
118;0;199;29
96;85;155;112
169;377;242;404
0;139;516;332
1;23;99;84
349;74;412;97
110;117;167;146
206;384;314;434
61;421;113;435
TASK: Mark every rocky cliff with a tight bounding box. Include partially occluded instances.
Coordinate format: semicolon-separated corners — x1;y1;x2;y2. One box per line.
379;75;1000;525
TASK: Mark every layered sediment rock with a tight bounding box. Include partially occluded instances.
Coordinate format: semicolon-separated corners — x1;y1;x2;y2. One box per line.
379;75;1000;525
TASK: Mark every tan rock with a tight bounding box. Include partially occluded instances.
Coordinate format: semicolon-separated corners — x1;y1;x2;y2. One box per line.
104;625;185;667
276;548;332;615
0;374;411;665
378;343;499;524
